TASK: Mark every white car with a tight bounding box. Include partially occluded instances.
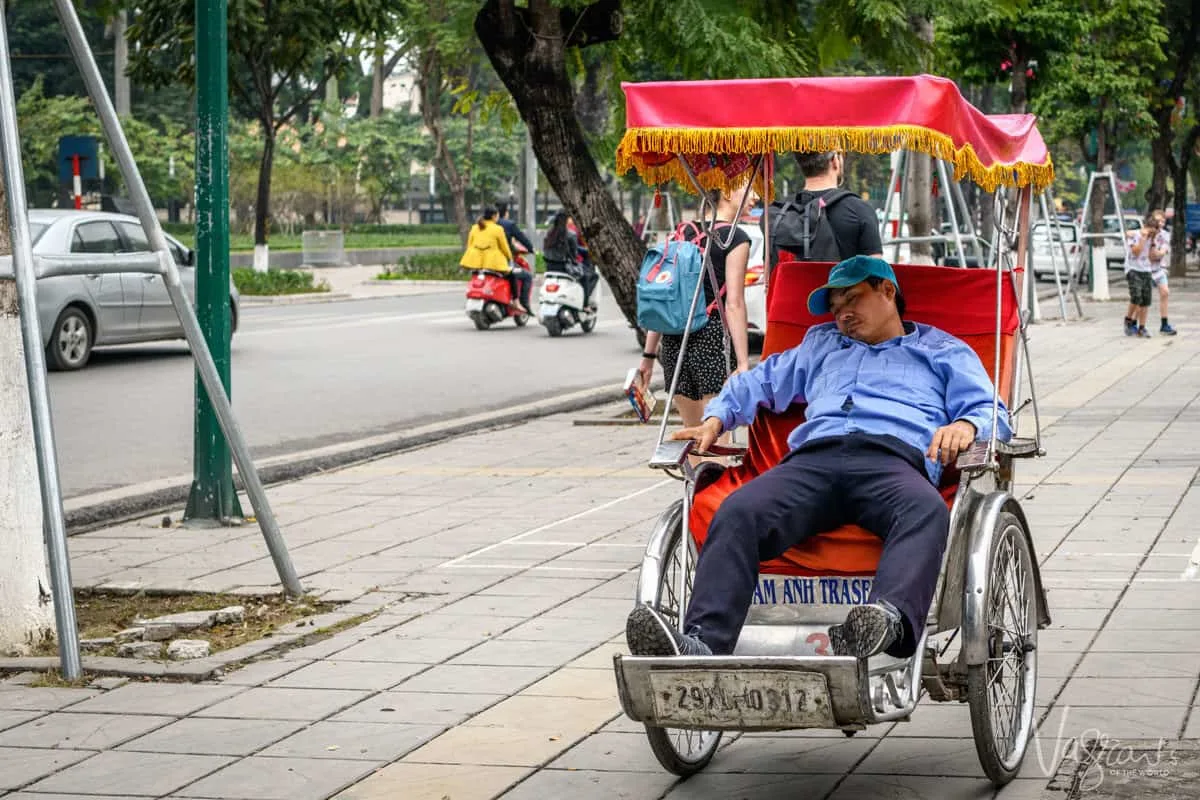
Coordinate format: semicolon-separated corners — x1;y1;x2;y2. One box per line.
1030;221;1083;282
738;222;767;343
1103;214;1142;266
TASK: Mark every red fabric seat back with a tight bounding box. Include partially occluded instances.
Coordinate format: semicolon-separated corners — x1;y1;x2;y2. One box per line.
690;259;1019;576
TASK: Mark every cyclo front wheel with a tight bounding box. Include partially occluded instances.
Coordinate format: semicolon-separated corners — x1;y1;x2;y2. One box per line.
642;512;722;776
966;511;1038;786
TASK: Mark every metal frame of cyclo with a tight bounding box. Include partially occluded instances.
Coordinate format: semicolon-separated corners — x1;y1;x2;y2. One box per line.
0;0;303;681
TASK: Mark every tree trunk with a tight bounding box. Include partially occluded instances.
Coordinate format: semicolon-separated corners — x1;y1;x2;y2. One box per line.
904;15;934;261
416;44;473;243
0;163;56;655
254;124;275;247
476;0;643;326
1147;105;1174;213
371;45;385;119
1170;124;1198;278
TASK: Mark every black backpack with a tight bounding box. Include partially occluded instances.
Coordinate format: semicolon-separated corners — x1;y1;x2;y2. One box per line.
764;188;853;265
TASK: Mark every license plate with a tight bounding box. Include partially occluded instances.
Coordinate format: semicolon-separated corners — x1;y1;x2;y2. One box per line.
648;669;836;728
466;298;484;311
539;302;561;315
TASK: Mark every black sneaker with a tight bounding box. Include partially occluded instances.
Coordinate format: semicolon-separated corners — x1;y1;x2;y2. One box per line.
828;603;903;658
1124;319;1137;336
626;604;712;657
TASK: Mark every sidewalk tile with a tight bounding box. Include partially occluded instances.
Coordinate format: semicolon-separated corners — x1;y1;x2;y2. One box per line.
466;695;617;732
216;659;312;687
0;748;93;790
259;721;444;761
0;712;173;750
520;668;620;702
1105;607;1200;629
824;775;989;799
193;687;369;722
330;635;471;663
0;709;43;732
1038;704;1186;740
1075;650;1200;678
266;660;428;691
0;688;98;712
405;723;585;767
117;718;306;756
171;755;379;800
547;731;676;773
386;613;527;642
392;664;549;695
1054;677;1196;706
664;772;840;799
26;751;233;796
448;637;594;667
331;691;502;726
1091;628;1200;652
333;763;529;800
854;737;982;776
66;684;242;717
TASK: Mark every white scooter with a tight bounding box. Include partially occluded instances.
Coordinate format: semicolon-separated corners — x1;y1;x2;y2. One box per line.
538;269;598;337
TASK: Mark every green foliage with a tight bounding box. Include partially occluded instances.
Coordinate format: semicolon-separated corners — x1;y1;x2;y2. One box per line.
7;1;111;100
16;78;194;208
937;0;1082;88
1031;0;1168;159
381;251;467;280
232;268;330;295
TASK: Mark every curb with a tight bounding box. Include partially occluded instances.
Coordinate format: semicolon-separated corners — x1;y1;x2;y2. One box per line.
0;592;427;682
239;292;352;306
63;382;626;534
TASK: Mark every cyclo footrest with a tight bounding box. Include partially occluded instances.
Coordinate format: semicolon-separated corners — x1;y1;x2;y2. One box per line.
613;653;869;731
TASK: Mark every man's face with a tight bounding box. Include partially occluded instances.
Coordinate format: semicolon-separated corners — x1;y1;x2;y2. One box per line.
828;280;900;344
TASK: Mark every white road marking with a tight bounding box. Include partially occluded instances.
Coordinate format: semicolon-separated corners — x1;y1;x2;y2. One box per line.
439;479;674;568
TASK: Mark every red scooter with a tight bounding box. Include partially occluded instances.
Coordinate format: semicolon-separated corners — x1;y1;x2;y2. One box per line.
465;245;532;330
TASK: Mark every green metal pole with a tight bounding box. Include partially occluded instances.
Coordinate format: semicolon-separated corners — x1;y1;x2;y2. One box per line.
185;0;242;524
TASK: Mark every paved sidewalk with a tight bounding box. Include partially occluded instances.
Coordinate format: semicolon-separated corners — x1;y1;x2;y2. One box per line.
4;283;1200;799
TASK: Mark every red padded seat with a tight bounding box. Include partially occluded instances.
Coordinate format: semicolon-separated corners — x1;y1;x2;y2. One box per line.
690;260;1020;576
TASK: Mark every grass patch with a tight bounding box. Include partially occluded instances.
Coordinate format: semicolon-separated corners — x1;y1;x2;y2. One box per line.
168;229;460;252
28;670;92;689
32;590;340;659
377;251;545;282
233;268;330;296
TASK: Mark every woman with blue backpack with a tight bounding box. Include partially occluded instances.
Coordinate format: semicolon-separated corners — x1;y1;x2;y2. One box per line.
635;187;752;437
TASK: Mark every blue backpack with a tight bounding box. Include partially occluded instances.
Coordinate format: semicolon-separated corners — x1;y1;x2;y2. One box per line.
636;222;726;335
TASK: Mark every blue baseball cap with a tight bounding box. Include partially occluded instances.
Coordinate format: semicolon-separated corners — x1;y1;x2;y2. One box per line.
807;256;899;316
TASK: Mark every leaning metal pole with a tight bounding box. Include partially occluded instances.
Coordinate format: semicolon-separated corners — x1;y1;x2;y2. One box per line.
52;0;303;596
0;6;82;679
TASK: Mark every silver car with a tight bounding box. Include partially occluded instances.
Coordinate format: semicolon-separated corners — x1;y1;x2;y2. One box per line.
11;209;239;370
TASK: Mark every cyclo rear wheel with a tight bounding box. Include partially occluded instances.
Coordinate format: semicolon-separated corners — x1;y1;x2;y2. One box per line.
642;513;722;776
967;512;1038;786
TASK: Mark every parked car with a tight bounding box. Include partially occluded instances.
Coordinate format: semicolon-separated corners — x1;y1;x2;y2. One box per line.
1031;221;1083;282
1103;213;1142;266
5;210;240;371
739;222;767;344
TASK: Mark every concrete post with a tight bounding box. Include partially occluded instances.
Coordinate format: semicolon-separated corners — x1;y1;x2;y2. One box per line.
0;214;55;656
1091;246;1110;301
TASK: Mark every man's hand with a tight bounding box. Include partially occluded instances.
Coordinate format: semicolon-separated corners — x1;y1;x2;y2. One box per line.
671;416;723;453
927;420;977;466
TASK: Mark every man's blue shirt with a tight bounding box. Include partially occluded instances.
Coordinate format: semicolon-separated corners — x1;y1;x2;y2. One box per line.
703;321;1013;484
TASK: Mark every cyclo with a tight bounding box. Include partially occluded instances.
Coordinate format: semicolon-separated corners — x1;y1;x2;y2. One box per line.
611;75;1053;785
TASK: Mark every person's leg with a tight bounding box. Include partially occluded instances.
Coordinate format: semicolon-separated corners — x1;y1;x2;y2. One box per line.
840;443;950;658
507;273;527;312
680;447;842;654
518;271;533;311
1157;274;1175;333
1125;274;1140;335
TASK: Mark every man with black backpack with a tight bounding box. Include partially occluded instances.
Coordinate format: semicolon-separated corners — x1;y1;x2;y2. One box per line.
765;151;883;267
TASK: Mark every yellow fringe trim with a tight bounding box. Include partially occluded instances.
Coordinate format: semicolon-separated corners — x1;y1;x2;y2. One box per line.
616;125;1055;195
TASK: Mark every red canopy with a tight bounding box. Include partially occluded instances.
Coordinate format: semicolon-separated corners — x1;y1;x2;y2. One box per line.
617;74;1054;195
